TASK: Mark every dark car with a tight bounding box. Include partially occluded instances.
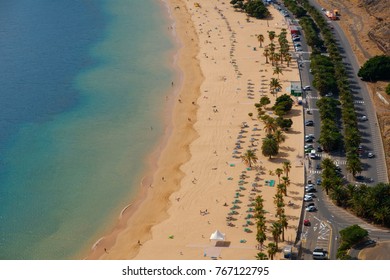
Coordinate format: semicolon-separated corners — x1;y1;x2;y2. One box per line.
306;202;315;207
316;146;323;152
305;120;314;126
316;179;322;185
316;163;321;170
355;175;365;181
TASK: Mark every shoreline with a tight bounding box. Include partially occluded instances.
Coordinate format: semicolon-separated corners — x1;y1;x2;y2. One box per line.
88;0;304;260
85;0;203;259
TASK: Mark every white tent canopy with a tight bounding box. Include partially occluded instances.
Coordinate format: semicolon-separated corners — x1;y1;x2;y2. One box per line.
209;230;225;241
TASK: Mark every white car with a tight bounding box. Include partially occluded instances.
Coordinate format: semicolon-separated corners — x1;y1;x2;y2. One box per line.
303;85;311;91
305;184;314;190
304;196;313;201
305;193;315;199
325;92;333;97
368;152;375;158
306;206;317;212
359;115;368;121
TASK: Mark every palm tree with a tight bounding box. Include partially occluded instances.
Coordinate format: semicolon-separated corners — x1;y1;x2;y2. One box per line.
269;78;281;96
268;30;276;42
284;53;292;67
261;116;278;134
282;176;290;188
268;42;276;54
263;48;270;64
281;176;290;196
274;192;283;205
373;206;390;225
277;183;287;196
346;156;363;177
271;222;282;249
267;242;277;260
256;231;267;251
241;149;258;168
273;53;280;66
275;201;285;217
321;177;334;195
273;129;286;145
273;66;283;79
256;252;268;260
275;168;283;183
282;161;291;177
321;158;335;171
257;34;265;48
279;213;288;242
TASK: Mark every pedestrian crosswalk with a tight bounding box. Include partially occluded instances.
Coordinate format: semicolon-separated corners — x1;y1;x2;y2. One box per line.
334;160;347;165
308;170;322;174
306;96;320;100
354;100;365;104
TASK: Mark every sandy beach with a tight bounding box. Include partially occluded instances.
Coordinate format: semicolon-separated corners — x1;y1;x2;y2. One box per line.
89;0;304;260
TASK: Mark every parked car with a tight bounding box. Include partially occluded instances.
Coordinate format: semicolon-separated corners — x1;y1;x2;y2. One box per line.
358;115;368;121
294;43;302;47
355;175;365;181
316;146;323;152
303;85;311;91
296;47;303;52
306;187;316;193
305;144;314;150
368;152;375;158
325;92;333;97
316;178;322;185
316;163;322;170
305;184;314;189
305;120;314;126
304;219;311;226
304;194;314;200
305;137;313;143
304;196;313;201
306;202;315;207
293;37;301;42
305;206;317;212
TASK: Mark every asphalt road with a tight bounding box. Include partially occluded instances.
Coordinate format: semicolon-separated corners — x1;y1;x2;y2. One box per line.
277;1;390;259
308;0;388;185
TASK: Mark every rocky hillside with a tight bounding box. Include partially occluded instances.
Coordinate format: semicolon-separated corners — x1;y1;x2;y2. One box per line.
361;0;390;54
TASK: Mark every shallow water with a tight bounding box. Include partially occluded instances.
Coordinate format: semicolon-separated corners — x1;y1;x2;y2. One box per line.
0;0;174;259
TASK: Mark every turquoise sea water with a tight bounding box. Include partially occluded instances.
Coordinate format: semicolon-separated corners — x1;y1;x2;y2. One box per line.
0;0;174;259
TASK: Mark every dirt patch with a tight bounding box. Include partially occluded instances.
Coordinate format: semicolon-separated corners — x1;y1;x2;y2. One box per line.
358;241;390;260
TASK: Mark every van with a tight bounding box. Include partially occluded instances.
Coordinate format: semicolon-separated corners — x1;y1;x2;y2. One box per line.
312;251;327;260
310;150;316;159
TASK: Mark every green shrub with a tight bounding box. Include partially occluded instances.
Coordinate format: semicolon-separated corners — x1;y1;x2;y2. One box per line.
358;55;390;82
